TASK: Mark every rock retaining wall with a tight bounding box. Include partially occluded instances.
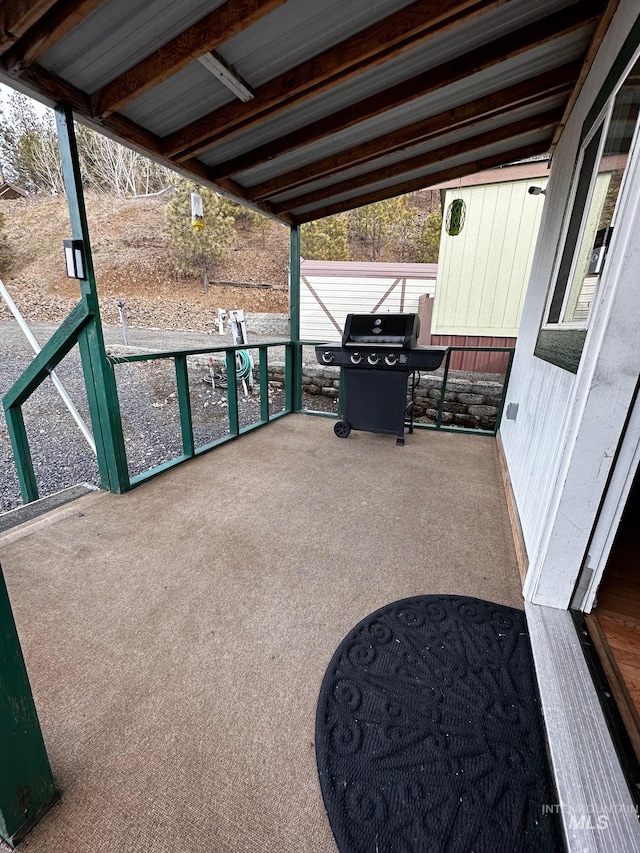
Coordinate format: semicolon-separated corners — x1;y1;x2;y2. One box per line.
267;364;505;431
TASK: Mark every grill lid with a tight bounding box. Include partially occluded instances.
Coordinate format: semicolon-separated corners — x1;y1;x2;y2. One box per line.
341;313;420;348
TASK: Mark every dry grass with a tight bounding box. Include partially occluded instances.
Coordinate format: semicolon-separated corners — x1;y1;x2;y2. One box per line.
0;194;290;330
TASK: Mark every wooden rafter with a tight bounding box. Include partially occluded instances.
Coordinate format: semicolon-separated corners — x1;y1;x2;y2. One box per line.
245;64;579;201
549;0;621;152
193;0;602;177
293;142;550;224
0;0;56;54
93;0;288;118
162;0;511;159
271;109;563;215
3;0;105;71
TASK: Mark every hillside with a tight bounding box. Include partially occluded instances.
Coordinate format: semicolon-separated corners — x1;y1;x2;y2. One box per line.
0;194;290;332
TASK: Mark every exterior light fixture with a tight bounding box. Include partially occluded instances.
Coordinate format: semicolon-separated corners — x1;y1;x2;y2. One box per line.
63;239;85;279
198;50;255;102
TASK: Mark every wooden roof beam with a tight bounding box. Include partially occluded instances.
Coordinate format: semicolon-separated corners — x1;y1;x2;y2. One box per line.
162;0;510;159
0;60;288;221
293;141;550;224
271;108;562;215
0;0;57;54
3;0;105;72
93;0;288;118
195;0;603;178
246;63;579;201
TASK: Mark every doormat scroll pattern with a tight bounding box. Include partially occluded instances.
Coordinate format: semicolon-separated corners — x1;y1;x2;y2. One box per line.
315;595;560;853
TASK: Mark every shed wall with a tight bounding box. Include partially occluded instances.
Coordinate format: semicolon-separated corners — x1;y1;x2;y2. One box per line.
299;260;437;341
432;179;546;337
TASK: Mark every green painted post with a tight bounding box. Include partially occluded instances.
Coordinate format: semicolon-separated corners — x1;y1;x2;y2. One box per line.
284;343;293;413
55;104;130;494
494;348;515;435
258;347;270;423
289;225;303;411
0;564;57;848
174;356;194;457
4;408;38;504
436;348;452;429
226;350;239;436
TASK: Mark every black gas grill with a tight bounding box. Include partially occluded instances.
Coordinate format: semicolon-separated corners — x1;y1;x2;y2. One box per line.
315;313;447;445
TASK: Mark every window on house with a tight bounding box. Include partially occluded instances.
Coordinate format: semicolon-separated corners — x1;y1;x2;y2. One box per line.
544;56;640;329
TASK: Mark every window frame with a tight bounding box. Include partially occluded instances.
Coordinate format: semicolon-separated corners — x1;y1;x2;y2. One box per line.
542;48;640;332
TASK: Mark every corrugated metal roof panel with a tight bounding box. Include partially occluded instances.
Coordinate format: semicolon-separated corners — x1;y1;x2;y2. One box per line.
0;0;611;223
237;94;567;192
220;0;415;86
198;27;589;171
289;128;553;217
41;0;226;93
114;0;419;136
120;64;232;136
259;99;565;205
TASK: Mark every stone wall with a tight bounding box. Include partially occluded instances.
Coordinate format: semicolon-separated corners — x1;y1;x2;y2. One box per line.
268;364;505;431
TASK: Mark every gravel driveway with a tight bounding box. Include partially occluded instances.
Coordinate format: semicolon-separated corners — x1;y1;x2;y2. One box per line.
1;320;325;514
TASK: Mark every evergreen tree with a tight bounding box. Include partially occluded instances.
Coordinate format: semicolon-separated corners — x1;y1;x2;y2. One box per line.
0;212;13;275
301;215;349;260
418;210;443;263
164;180;235;289
347;197;418;261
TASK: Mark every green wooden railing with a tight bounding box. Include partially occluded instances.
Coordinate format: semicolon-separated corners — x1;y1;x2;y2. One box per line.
417;345;515;436
2;297;94;503
3;338;515;504
107;341;294;487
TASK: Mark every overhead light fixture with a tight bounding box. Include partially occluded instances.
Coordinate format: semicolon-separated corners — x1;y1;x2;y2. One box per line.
63;239;85;279
198;51;254;102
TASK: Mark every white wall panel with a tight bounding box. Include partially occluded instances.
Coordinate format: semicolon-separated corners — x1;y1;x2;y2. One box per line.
501;0;640;607
299;261;437;341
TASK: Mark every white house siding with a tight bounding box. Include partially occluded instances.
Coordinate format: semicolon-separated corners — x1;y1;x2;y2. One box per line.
299;260;437;341
500;0;640;608
433;180;546;338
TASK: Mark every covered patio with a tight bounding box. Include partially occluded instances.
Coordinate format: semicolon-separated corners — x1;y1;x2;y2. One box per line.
0;416;521;852
2;0;640;850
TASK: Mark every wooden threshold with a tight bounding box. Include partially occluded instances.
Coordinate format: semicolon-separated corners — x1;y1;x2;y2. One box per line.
585;612;640;766
496;431;528;584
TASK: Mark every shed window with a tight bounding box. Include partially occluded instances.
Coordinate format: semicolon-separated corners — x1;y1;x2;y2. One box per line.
545;56;640;329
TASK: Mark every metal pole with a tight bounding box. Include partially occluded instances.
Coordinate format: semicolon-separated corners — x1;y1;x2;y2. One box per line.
116;299;128;345
0;278;96;455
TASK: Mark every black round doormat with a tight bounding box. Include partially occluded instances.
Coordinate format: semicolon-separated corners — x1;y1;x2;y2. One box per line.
315;595;561;853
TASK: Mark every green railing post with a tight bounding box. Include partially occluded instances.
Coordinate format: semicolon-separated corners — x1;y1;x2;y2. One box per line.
436;348;452;429
259;346;270;423
174;356;194;457
0;564;57;848
284;343;293;413
226;350;239;436
494;348;515;435
55;103;130;494
289;225;303;412
4;407;38;505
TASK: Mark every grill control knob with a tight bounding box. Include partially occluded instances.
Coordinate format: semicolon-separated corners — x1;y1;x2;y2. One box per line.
385;354;398;366
367;353;380;365
321;351;334;364
350;352;362;364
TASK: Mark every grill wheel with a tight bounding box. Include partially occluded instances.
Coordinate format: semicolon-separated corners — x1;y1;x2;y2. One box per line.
333;421;351;438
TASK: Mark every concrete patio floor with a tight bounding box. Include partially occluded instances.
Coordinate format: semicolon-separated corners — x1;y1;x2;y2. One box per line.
0;414;523;852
